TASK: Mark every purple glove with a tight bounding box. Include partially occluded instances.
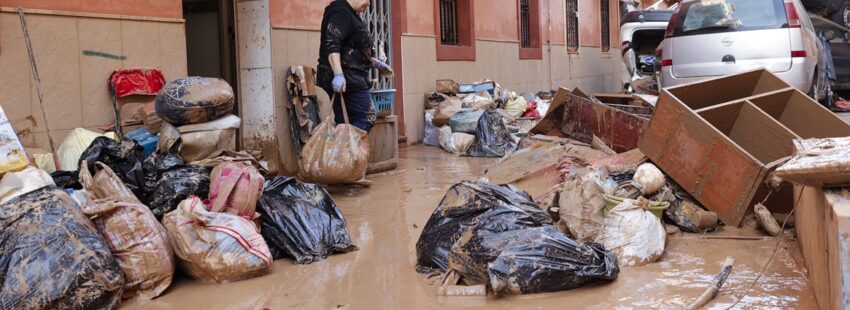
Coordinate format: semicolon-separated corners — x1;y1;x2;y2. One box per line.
375;60;394;77
332;73;346;93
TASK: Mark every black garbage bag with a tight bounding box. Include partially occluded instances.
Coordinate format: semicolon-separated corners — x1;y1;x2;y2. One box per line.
466;108;517;158
51;170;82;189
78;136;147;200
415;181;551;272
147;165;211;219
0;187;124;309
257;177;358;264
142;152;185;195
483;226;619;295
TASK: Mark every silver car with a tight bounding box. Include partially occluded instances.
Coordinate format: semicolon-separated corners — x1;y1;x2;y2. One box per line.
659;0;827;100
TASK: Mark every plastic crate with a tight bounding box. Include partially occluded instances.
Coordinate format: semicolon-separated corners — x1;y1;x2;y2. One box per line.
371;89;396;116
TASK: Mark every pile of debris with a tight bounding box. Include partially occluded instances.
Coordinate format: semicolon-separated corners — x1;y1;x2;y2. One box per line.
423;79;553;158
0;76;358;308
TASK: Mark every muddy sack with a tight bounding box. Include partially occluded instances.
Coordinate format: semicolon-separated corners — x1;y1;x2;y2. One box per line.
82;199;175;301
449;108;485;134
164;196;272;283
476;226;619;295
155;77;235;126
415;181;551;272
0;187;124;309
596;198;666;266
79;136;148;201
208;162;263;219
298;120;368;185
465;109;517;158
147;165;211;219
258;177;358;264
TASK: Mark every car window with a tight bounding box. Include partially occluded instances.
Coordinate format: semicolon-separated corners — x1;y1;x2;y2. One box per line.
674;0;787;37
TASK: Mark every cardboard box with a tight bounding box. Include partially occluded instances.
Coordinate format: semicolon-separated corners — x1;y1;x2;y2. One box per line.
640;69;850;226
795;186;850;310
0;106;29;176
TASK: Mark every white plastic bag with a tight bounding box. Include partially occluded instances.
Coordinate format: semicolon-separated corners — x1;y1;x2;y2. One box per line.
57;128;115;171
439;126;475;156
596;198;666;266
505;92;529;117
424;112;441;147
558;177;605;242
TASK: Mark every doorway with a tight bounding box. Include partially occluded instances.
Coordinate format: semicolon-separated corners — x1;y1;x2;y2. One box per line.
182;0;238;89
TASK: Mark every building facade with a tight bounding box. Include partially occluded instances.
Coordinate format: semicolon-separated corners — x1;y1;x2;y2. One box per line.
1;0;624;175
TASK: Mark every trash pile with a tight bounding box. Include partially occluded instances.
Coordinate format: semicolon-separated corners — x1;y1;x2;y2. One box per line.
1;76;358;306
423;79;554;158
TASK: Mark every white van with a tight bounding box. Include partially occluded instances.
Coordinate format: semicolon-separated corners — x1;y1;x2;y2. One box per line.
620;9;674;90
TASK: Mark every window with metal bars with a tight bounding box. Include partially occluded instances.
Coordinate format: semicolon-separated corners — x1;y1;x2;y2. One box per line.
520;0;531;48
565;0;579;50
600;0;610;52
440;0;458;45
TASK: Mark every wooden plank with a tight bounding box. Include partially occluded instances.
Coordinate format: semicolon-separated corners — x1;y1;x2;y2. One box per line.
484;142;566;185
561;93;648;153
530;87;570;135
776;137;850;186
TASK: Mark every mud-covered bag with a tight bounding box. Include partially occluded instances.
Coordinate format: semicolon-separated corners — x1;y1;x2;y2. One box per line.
147;165;211;219
596;198;666;266
298;106;368;184
481;226;619;295
466;109;517;158
82;199;174;301
0;187;124;309
208;162;263;219
258;177;358;264
163;196;272;283
80;161;140;203
79;137;147;201
558;177;606;242
155;77;235;126
415;181;551;272
449;108;485;134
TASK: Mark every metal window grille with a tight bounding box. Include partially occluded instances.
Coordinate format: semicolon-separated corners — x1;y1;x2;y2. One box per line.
440;0;459;45
520;0;531;48
566;0;579;50
361;0;393;90
601;0;610;52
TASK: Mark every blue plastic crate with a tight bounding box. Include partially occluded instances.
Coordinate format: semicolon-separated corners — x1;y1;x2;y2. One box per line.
371;89;396;116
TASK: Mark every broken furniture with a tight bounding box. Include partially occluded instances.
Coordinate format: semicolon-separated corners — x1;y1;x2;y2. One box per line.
286;66;322;156
639;69;850;226
108;68;166;138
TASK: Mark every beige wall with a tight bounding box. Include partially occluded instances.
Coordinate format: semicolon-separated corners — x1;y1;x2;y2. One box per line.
0;10;187;151
401;35;622;143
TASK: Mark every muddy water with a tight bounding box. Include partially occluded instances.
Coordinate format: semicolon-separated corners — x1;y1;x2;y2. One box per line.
122;145;816;309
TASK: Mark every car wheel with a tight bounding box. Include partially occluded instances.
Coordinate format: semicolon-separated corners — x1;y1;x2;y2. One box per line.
831;1;850;29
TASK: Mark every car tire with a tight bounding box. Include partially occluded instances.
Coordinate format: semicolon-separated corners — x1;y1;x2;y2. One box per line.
831;1;850;29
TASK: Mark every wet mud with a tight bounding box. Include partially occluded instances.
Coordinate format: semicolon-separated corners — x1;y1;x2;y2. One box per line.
122;145;816;309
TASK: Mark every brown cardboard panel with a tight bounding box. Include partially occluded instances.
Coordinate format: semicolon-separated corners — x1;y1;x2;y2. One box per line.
748;89;850;139
726;103;796;165
28;14;83;132
665;69;788;110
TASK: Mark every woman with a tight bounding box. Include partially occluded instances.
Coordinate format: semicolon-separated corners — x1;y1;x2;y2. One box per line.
317;0;393;133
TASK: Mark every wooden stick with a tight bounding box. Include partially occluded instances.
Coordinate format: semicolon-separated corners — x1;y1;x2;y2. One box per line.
18;7;57;154
687;256;736;310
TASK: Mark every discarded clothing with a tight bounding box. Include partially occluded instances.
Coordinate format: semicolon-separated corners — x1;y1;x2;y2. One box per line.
208;162;264;219
257;177;359;264
0;187;124;309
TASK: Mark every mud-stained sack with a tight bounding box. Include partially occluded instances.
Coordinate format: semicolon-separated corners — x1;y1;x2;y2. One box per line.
163;196;272;283
258;177;358;264
208;162;263;219
176;115;241;162
558;177;606;242
80;161;140;203
416;181;551;272
79;137;148;201
298;120;368;185
82;199;174;301
479;226;619;295
155;77;235;126
147;165;211;219
0;187;124;309
439;126;475;156
596;198;666;266
449;108;485;134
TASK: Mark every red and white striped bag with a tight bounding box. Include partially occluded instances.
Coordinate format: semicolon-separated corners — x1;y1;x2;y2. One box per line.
163;196;272;283
207;162;263;219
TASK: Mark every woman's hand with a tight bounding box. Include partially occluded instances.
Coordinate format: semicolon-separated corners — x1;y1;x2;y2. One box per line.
332;73;347;93
374;59;394;78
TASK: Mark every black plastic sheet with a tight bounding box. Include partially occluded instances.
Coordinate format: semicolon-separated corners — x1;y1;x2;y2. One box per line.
257;177;358;264
78;137;147;201
466;108;517;158
483;226;619;295
142;152;185;195
147;165;210;219
415;181;550;272
0;187;124;309
51;170;82;189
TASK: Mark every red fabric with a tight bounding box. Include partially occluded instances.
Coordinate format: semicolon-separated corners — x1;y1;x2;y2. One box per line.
109;68;165;98
522;101;540;118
